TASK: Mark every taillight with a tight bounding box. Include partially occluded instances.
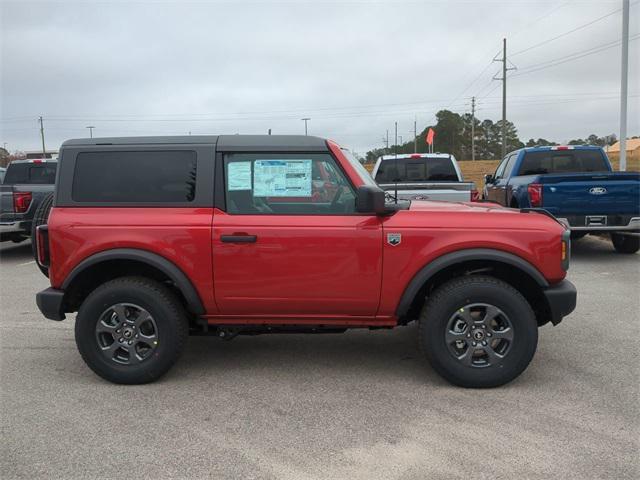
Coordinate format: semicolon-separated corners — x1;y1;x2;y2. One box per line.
36;225;50;268
470;189;481;202
528;184;543;207
13;191;32;213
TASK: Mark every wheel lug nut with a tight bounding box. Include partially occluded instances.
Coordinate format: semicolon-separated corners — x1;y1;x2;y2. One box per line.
135;334;139;338
466;334;470;338
119;338;124;342
472;342;477;346
116;329;121;333
487;333;492;337
482;341;487;346
482;325;486;329
128;341;132;345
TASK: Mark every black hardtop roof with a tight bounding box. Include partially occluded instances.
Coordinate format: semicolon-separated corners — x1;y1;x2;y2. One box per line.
61;135;330;151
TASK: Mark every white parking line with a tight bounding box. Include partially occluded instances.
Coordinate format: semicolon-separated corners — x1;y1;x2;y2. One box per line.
18;260;36;266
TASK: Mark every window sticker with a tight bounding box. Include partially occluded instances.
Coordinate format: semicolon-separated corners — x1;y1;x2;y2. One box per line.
253;159;312;197
227;161;252;191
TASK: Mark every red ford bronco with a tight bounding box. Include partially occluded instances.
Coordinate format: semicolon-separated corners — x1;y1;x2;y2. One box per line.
35;135;576;387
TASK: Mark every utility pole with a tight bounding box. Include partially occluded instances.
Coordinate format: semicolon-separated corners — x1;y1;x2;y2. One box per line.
38;116;46;156
619;0;629;171
493;38;515;159
268;128;272;135
471;96;476;161
414;118;418;153
86;126;95;138
301;118;310;136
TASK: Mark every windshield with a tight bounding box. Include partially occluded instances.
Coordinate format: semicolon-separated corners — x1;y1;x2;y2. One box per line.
518;150;608;175
3;162;57;185
340;149;377;187
375;157;458;183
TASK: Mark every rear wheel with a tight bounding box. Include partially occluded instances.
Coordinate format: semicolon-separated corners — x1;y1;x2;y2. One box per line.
31;192;54;276
419;276;538;388
611;233;640;254
75;277;188;384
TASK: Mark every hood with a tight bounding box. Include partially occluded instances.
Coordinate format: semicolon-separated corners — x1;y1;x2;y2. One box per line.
398;200;564;232
409;200;515;214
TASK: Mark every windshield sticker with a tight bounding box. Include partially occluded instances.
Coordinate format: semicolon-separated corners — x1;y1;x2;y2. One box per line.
253;159;312;197
227;161;252;191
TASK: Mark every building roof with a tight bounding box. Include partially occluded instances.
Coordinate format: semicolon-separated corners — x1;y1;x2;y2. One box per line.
608;138;640;152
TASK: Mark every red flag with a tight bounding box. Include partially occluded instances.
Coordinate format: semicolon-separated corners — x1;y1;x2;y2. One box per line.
426;128;435;146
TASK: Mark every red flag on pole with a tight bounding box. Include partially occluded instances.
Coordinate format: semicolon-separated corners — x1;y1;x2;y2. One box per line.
426;128;435;146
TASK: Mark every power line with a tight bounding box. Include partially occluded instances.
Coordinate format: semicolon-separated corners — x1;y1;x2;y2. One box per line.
512;33;640;77
510;3;632;57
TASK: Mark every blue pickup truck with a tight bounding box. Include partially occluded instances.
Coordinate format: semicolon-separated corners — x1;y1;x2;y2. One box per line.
483;145;640;254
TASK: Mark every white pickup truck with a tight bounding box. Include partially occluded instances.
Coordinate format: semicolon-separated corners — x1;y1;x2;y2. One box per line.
371;153;478;202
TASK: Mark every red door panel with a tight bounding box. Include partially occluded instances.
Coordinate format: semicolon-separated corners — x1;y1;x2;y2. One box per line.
212;209;383;317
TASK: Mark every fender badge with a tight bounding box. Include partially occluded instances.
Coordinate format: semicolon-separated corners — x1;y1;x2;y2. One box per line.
387;233;402;246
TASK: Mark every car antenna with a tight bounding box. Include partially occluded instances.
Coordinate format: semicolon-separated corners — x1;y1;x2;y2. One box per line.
394;121;398;204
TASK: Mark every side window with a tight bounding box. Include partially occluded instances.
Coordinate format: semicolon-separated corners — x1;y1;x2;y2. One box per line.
502;154;518;178
224;153;356;215
72;151;197;203
494;157;509;179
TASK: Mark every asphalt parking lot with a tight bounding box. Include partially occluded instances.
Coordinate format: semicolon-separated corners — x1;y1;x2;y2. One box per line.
1;236;638;480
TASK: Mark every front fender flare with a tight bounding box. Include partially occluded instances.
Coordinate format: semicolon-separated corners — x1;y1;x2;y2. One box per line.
395;248;549;318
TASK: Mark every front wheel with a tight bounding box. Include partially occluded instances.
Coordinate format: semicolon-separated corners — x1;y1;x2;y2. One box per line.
611;233;640;254
75;277;189;384
419;276;538;388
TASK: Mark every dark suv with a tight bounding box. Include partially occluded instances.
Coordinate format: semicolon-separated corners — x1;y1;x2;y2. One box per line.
36;135;576;387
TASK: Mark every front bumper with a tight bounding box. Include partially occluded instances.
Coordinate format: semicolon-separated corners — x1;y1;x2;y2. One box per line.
543;280;577;325
36;288;66;321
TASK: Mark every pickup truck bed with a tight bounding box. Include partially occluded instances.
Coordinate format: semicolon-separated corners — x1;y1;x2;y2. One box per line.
483;145;640;253
372;153;478;202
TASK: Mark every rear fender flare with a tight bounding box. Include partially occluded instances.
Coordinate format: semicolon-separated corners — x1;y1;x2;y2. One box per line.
61;248;205;315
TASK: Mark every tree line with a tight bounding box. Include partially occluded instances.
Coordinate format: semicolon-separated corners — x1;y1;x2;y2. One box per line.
365;109;619;162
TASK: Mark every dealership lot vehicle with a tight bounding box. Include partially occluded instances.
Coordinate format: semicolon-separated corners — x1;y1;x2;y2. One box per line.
372;152;479;201
36;135;575;387
0;159;57;243
2;236;637;479
483;145;640;253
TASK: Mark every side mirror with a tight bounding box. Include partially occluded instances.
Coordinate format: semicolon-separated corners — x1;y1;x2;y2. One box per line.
484;174;494;185
356;185;386;215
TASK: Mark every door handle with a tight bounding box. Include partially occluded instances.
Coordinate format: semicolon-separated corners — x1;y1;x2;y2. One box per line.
220;234;257;243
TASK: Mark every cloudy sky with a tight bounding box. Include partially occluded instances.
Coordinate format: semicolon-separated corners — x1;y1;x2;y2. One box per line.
1;0;638;156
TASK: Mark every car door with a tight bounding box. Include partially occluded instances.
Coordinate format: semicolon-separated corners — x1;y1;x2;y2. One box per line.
487;154;516;205
485;156;508;203
212;151;383;319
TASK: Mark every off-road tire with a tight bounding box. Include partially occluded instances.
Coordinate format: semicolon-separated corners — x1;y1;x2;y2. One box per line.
611;233;640;254
30;192;54;276
75;277;188;384
419;275;538;388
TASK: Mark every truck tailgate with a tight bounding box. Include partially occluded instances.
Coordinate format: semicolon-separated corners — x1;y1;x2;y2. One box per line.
377;182;474;202
539;172;640;216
